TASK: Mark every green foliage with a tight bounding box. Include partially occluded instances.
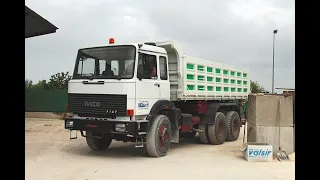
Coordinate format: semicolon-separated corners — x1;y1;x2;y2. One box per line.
25;72;72;90
33;80;49;89
25;79;33;89
250;81;266;93
48;72;72;90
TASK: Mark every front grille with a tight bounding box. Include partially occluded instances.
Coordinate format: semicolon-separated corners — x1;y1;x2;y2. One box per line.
68;93;127;117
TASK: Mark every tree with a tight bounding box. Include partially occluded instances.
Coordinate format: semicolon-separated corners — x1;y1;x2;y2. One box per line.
250;81;266;93
25;71;72;90
25;79;33;89
25;79;49;89
47;72;72;90
33;80;49;89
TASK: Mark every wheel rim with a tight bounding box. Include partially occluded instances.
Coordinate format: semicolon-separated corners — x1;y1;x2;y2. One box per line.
233;118;240;136
159;124;170;152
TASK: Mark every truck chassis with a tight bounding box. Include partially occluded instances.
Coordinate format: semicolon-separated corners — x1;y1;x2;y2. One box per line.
65;100;243;157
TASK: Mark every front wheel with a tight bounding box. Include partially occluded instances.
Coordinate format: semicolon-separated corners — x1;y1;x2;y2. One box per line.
86;132;112;151
146;115;172;157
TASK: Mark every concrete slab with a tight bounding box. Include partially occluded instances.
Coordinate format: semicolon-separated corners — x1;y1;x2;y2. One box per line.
247;124;294;155
247;94;293;127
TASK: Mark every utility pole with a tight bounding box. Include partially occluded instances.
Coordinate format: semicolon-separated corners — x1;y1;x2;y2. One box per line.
272;29;278;94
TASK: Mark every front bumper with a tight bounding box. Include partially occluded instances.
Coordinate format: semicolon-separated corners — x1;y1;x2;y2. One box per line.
64;117;148;136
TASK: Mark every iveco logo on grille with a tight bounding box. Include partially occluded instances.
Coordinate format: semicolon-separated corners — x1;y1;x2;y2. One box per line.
84;101;100;107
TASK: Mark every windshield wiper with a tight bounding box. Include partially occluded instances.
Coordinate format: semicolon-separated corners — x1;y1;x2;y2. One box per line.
115;65;131;80
114;70;125;80
114;75;122;80
80;74;93;80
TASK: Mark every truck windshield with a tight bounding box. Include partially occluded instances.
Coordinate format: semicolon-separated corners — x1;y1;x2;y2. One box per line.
73;45;136;80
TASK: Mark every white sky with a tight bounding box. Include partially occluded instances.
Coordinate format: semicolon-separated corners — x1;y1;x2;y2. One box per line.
25;0;295;92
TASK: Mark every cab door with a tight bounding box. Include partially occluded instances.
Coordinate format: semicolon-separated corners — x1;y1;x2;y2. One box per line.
135;52;160;115
158;55;170;100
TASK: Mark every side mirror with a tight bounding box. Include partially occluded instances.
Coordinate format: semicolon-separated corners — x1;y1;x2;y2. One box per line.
137;66;143;81
137;72;142;81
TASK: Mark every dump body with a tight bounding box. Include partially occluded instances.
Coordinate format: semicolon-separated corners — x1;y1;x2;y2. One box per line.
156;41;250;101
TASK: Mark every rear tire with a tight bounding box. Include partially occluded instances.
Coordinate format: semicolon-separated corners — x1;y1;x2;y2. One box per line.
86;132;112;151
198;124;209;144
226;111;241;141
207;112;227;145
146;115;172;157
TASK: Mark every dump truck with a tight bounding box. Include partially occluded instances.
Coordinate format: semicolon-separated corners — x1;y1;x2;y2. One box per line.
64;39;250;157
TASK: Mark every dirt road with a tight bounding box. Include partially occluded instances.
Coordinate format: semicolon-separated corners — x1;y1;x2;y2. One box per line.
25;118;294;180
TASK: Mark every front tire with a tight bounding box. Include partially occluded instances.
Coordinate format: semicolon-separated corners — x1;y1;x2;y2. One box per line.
86;132;112;151
146;115;172;157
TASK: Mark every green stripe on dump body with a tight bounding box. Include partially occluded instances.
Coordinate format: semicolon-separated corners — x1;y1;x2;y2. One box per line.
198;85;205;91
187;74;194;80
187;63;194;70
197;65;204;71
198;75;205;81
187;85;195;90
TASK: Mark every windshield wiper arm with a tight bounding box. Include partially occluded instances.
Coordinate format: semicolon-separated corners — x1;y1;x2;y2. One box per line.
81;74;93;80
114;75;122;80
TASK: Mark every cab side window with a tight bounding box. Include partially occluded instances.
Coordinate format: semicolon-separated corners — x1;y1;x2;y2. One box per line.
137;53;157;79
159;56;168;80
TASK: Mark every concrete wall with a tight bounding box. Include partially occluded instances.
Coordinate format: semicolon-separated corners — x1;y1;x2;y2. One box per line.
283;90;295;124
247;95;293;127
247;124;294;154
247;94;294;154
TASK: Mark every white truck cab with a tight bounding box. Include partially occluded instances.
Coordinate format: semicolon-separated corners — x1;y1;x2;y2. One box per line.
68;41;170;120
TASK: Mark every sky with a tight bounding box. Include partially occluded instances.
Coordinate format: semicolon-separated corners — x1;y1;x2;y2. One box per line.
25;0;295;92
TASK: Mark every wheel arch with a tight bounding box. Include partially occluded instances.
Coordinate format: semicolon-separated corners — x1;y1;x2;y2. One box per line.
146;100;178;131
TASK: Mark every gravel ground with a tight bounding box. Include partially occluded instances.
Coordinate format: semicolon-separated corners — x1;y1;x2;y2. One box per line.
25;118;295;180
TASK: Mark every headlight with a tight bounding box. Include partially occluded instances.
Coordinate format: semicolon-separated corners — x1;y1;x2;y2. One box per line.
115;123;126;132
66;120;74;128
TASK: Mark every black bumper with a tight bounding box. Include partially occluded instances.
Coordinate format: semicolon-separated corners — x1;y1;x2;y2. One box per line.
64;118;148;136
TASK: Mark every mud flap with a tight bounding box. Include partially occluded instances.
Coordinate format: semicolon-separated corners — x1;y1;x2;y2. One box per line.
171;128;179;143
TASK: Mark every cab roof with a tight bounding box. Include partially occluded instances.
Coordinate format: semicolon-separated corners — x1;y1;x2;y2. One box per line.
138;43;167;54
79;43;168;55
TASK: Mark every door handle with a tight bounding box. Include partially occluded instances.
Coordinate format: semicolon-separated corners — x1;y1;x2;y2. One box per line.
154;83;160;87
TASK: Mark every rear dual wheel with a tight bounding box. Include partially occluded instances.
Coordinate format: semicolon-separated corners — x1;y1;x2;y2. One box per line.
225;111;241;141
199;112;227;145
